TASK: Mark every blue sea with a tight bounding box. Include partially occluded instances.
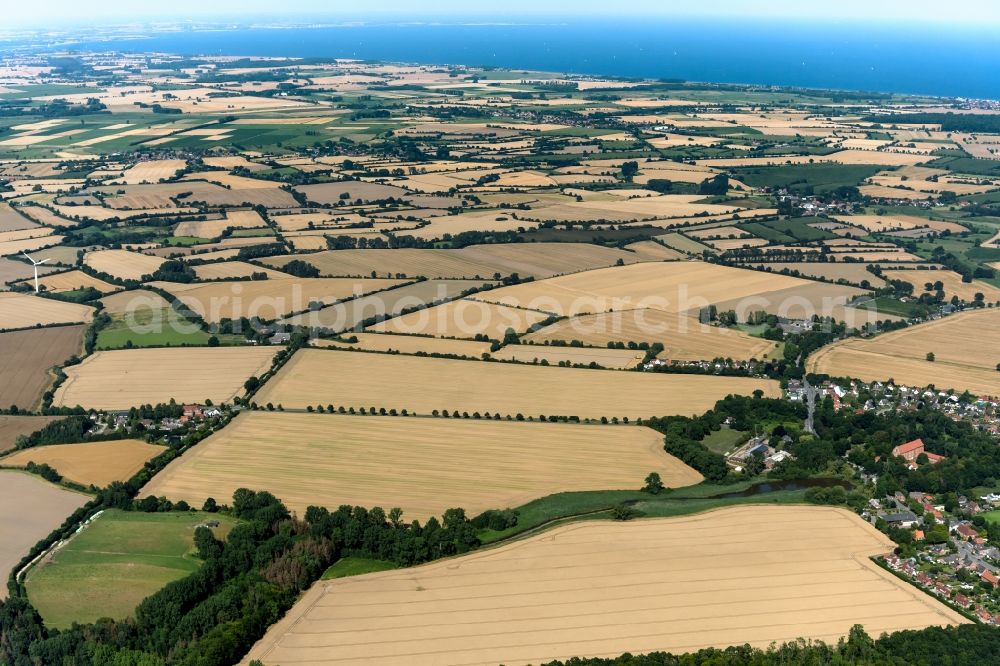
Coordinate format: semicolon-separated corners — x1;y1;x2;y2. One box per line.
41;20;1000;99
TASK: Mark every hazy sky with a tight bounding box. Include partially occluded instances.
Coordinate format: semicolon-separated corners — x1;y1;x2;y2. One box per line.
10;0;1000;26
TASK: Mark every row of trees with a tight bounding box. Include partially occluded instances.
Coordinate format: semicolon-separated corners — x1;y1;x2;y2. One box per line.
538;623;999;665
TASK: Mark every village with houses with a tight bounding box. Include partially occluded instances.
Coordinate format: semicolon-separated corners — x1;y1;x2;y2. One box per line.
788;378;1000;436
876;469;1000;625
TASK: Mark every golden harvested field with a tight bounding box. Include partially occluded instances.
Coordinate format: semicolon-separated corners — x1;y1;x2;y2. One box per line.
151;277;406;323
0;292;93;330
202;155;267;171
401;211;540;240
243;505;963;666
0;227;54;244
30;270;117;294
51;204;198;221
142;411;701;521
53;347;278;410
295;181;410;204
703;237;769;251
881;269;1000;303
83;249;164;281
0;235;65;257
0;203;38;232
686;225;751;239
100;182;297;210
622;241;685;261
828;250;925;263
181;172;284;191
0;471;88;601
0;440;164;488
253;348;779;419
369;298;552;339
190;261;290;281
269;212;369;232
180;248;242;262
173;209;267;239
0;257;55;287
697;150;927;168
475;261;862;319
265;243;644;279
314;334;492;357
807;308;1000;395
740;262;887;287
98;289;170;314
524;309;779;362
17;205;82;229
491;345;645;369
0;416;59;455
830;215;966;234
0;326;86;410
518;196;741;224
112;159;187;185
282;280;489;331
867;172;996;196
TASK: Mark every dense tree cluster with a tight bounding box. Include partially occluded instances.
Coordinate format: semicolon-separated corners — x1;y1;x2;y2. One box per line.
537;623;1000;666
647;396;806;482
865;112;1000;134
814;398;1000;496
280;259;321;278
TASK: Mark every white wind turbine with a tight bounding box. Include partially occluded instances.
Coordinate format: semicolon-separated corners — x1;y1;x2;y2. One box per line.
21;252;51;293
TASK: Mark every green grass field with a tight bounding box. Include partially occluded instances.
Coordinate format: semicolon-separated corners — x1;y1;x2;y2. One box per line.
982;510;1000;525
95;308;245;349
475;480;812;544
854;296;931;318
730;163;881;195
928;156;1000;177
701;428;748;454
25;510;237;628
321;557;397;580
741;217;836;243
657;232;714;255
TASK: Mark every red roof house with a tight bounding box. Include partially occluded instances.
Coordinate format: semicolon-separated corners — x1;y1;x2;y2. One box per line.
892;438;925;462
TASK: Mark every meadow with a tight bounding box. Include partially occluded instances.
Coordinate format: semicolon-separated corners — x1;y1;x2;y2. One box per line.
25;510;236;628
94;306;244;350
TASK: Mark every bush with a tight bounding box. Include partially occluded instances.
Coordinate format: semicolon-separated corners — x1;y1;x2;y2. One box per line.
470;508;519;531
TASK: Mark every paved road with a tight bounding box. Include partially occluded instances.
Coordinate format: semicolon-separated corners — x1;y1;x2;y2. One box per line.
803;376;818;434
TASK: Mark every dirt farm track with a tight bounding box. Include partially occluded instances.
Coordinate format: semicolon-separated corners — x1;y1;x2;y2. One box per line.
242;505;964;665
